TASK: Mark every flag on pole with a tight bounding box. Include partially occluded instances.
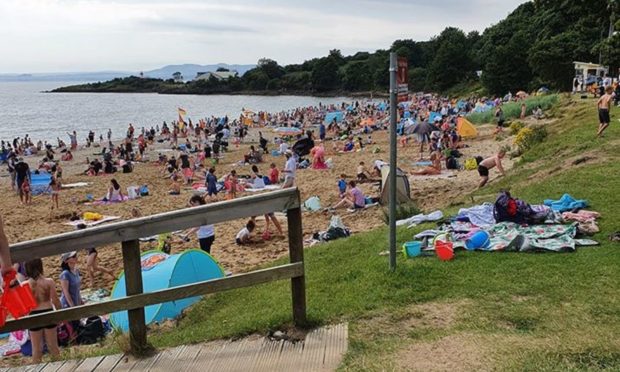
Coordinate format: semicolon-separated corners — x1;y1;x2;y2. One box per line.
178;108;187;130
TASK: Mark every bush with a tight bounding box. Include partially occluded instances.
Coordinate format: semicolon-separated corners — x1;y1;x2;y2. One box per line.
381;203;421;225
509;121;525;135
468;94;559;125
514;125;547;152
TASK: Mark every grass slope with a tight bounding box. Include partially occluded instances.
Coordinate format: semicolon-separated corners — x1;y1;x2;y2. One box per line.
97;97;618;370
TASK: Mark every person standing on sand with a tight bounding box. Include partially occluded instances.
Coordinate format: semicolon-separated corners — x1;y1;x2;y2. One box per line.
597;86;614;137
282;151;297;188
477;150;506;188
67;131;78;150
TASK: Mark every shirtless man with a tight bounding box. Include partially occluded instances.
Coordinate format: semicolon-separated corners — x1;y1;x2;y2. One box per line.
477;150;506;188
25;259;62;363
597;86;614;137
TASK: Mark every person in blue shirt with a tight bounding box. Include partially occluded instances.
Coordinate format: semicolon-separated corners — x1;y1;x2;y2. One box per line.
319;123;326;141
338;174;347;198
206;167;218;197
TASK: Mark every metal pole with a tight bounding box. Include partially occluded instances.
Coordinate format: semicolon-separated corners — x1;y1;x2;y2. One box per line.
388;52;397;271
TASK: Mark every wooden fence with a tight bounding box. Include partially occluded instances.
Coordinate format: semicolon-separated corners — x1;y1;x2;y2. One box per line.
1;188;306;354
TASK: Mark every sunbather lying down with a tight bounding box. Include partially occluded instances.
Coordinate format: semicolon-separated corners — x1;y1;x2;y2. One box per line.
411;151;442;176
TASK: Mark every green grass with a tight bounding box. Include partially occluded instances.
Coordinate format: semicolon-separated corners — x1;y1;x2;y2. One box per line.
62;96;620;371
468;94;560;125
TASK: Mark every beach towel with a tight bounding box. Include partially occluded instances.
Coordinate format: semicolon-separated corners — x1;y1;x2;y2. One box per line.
396;210;443;227
86;196;129;206
486;222;578;252
62;182;91;189
457;203;496;228
64;216;121;227
244;185;281;192
543;194;588;212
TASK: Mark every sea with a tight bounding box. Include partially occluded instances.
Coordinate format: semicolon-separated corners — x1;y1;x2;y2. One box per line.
0;81;352;143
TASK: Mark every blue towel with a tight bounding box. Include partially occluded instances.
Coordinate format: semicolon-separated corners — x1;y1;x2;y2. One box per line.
543;194;588;212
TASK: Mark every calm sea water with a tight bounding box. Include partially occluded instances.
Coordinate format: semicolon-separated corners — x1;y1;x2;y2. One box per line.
0;81;351;143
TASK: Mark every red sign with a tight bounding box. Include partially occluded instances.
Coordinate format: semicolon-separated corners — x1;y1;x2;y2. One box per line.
397;57;409;102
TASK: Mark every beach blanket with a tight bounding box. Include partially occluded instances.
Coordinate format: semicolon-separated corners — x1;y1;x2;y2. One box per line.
62;182;91;189
396;210;443;227
63;216;121;227
544;194;588;212
486;222;578;252
85;196;129;206
244;185;281;192
457;203;496;228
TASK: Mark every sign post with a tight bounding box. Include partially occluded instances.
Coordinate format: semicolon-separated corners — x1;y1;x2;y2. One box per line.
397;56;409;103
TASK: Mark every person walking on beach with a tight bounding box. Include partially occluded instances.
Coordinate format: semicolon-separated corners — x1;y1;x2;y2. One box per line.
282;151;297;188
477;149;506;188
597;86;614;137
14;157;30;202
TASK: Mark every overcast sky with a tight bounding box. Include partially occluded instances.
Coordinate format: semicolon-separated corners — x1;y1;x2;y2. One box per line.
0;0;529;73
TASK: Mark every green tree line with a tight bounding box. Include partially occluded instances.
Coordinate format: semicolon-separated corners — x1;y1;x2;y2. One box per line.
54;1;618;96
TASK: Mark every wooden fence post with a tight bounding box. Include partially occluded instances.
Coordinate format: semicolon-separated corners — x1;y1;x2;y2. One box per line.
287;205;307;326
121;239;148;354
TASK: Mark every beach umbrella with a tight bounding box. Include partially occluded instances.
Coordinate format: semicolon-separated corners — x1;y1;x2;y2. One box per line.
273;127;302;136
412;121;436;136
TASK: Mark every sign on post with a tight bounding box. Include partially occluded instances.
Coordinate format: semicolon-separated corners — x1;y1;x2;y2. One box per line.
397;57;409;103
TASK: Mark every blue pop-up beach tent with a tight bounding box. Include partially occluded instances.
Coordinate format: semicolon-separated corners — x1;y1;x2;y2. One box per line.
110;250;224;331
324;111;344;124
30;171;51;196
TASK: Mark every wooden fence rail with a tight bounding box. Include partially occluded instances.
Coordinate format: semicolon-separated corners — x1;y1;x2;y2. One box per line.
1;188;306;355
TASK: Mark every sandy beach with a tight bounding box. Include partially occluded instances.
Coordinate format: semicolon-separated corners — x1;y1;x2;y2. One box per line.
0;124;513;291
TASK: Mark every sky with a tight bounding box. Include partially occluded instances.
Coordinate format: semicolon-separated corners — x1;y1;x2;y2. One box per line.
0;0;530;73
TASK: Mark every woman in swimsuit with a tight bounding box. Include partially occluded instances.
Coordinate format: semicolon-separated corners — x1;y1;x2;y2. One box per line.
25;258;62;363
107;178;123;202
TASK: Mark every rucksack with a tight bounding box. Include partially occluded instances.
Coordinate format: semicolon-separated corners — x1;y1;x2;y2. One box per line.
445;157;458;170
76;316;106;345
494;191;532;224
57;321;77;347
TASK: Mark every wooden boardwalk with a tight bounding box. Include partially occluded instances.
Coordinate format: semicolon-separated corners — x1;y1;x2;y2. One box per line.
5;323;348;372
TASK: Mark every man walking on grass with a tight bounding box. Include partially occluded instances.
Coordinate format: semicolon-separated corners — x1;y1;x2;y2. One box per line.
597;86;614;137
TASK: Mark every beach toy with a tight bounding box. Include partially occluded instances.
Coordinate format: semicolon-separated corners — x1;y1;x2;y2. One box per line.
402;241;422;258
465;230;490;250
435;241;454;261
1;273;37;319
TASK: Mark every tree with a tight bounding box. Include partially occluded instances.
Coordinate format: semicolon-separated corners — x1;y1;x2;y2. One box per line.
256;58;285;80
172;72;183;82
311;57;341;92
342;61;373;91
425;28;475;92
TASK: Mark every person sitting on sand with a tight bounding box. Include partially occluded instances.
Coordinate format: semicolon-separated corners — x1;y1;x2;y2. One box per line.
106;178;124;202
61;150;73;161
372;159;388;177
411;150;442;176
235;220;256;245
357;162;371;183
342;137;355;152
310;143;327;169
330;181;366;211
478;149;506;188
169;174;181;195
25;258;62;364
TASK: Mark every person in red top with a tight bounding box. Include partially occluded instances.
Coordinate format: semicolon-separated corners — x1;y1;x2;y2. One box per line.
268;163;279;185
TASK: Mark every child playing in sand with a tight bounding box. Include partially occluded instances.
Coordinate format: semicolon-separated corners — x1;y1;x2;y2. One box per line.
338;174;347;198
21;178;32;205
477;149;506;188
357;162;371;182
236;220;256;245
25;258;62;363
49;176;61;209
268;163;279;185
169;174;181;195
76;224;116;288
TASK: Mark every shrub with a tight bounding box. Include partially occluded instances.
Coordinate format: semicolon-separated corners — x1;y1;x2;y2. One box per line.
510;121;525;135
514;125;547;152
381;203;421;225
468;94;559;125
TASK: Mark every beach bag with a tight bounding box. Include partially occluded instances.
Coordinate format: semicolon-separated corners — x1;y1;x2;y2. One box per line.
139;185;149;196
464;158;478;170
263;176;271;185
445;157;458;170
77;316;106;345
57;321;77;347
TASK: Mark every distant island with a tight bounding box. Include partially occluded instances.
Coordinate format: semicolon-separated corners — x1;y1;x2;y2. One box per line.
52;1;616;97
